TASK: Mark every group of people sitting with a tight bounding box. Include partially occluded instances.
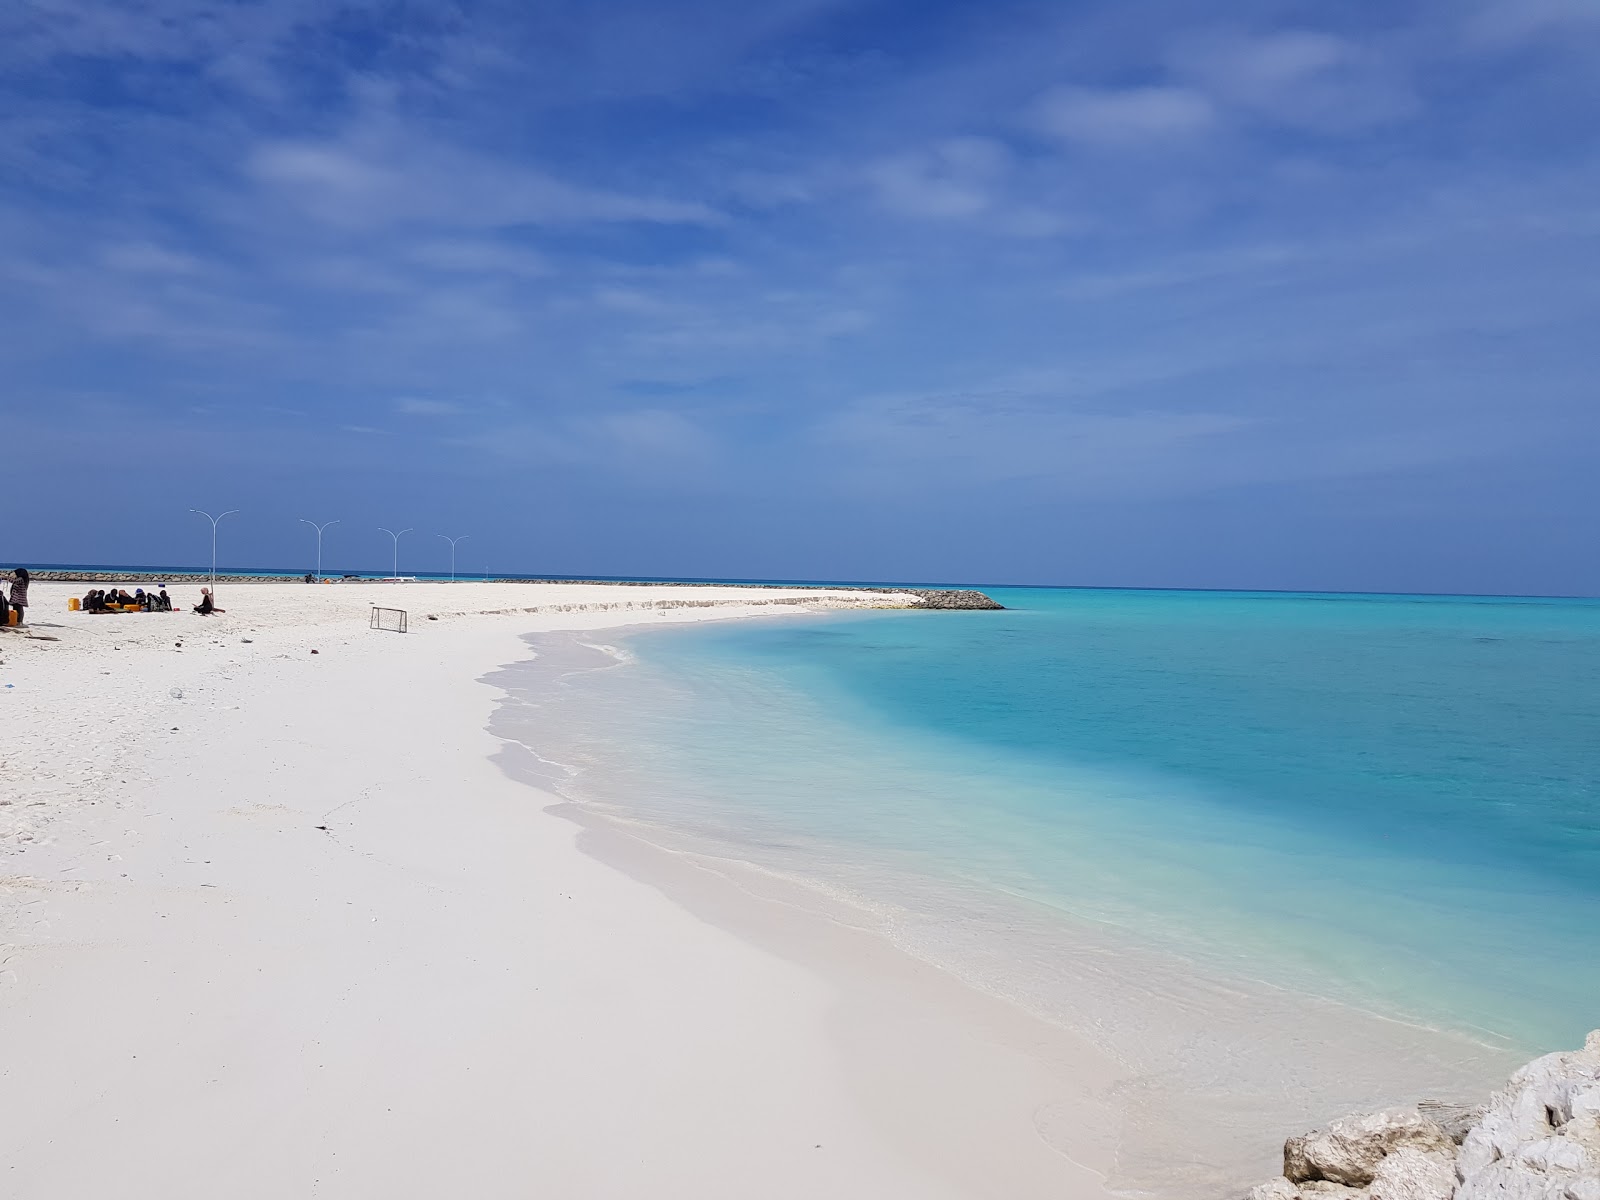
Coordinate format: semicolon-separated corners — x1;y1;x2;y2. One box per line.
81;584;225;615
82;586;173;613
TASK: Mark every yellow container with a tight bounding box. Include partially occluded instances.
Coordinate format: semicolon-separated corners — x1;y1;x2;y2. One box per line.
6;609;16;625
68;597;81;611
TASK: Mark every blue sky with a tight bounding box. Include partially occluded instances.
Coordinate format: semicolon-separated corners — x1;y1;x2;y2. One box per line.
3;0;1598;591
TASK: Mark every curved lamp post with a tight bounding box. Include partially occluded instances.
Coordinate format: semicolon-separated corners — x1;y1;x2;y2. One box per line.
299;518;339;582
436;534;470;583
378;527;412;579
189;508;239;598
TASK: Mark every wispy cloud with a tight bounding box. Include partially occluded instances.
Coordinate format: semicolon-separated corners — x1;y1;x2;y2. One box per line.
453;408;716;474
394;397;463;417
868;137;1010;218
247;130;723;231
1032;86;1216;147
1170;30;1417;132
1465;0;1600;46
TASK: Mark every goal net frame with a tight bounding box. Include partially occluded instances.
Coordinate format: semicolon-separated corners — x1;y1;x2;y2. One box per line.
369;605;408;633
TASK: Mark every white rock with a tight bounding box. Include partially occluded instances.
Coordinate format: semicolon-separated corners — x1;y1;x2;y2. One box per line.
1263;1034;1600;1200
1457;1157;1566;1200
1453;1032;1600;1200
1517;1136;1596;1174
1252;1176;1369;1200
1288;1109;1455;1187
1369;1148;1457;1200
1253;1178;1301;1200
1572;1090;1600;1126
1459;1125;1502;1179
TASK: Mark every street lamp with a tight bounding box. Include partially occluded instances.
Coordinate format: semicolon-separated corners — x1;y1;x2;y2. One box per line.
436;534;470;583
378;527;412;579
189;508;239;598
299;518;339;582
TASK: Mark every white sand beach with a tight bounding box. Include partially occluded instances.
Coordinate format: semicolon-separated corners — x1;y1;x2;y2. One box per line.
1;581;1124;1199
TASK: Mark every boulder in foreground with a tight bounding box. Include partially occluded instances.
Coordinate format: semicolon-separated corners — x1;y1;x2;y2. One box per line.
1252;1031;1600;1200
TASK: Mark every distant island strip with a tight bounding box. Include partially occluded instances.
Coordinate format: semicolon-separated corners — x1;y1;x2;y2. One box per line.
25;571;1005;609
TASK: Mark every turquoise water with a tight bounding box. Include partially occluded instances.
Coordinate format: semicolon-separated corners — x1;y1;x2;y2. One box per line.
507;588;1600;1053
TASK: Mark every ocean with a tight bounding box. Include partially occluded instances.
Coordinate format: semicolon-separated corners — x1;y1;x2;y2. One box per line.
488;587;1600;1188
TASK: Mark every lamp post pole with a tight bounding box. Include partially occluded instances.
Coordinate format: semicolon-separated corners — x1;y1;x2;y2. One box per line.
436;534;470;583
378;527;412;579
189;508;239;599
299;518;339;582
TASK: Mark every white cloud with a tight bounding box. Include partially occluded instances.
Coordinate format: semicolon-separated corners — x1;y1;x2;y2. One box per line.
0;0;325;66
822;388;1250;494
247;128;723;231
101;242;208;276
867;137;1010;219
1207;30;1350;95
1466;0;1600;45
1033;86;1216;147
1171;30;1416;133
452;408;714;471
404;239;549;277
394;397;462;416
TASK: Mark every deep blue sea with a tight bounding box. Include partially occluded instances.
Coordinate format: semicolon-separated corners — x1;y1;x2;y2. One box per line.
504;587;1600;1057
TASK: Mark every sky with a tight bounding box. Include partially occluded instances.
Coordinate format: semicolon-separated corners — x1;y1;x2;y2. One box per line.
2;0;1598;592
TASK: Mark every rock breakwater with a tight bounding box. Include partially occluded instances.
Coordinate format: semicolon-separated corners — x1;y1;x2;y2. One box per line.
29;571;297;584
484;580;1006;608
891;588;1005;609
1253;1031;1600;1200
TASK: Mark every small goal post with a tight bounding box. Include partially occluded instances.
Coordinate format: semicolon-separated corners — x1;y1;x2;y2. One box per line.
370;605;408;633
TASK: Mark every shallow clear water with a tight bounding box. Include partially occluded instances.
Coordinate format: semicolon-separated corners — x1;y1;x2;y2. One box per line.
499;588;1600;1053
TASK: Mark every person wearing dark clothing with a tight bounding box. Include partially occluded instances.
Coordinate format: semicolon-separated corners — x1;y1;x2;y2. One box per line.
6;568;29;626
157;588;172;612
193;587;224;615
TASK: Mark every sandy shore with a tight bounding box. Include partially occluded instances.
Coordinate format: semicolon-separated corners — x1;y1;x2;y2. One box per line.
1;581;1121;1199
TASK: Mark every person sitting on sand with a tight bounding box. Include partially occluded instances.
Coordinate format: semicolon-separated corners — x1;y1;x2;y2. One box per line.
117;589;137;607
193;587;225;615
6;568;29;626
134;588;149;611
81;589;98;612
156;588;172;612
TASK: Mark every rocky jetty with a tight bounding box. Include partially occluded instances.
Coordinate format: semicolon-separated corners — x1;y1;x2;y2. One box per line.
483;579;1006;609
28;570;297;584
890;588;1005;609
1253;1031;1600;1200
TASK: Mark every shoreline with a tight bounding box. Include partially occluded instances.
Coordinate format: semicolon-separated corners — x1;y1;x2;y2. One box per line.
486;627;1524;1197
0;580;1082;1198
0;580;1523;1197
